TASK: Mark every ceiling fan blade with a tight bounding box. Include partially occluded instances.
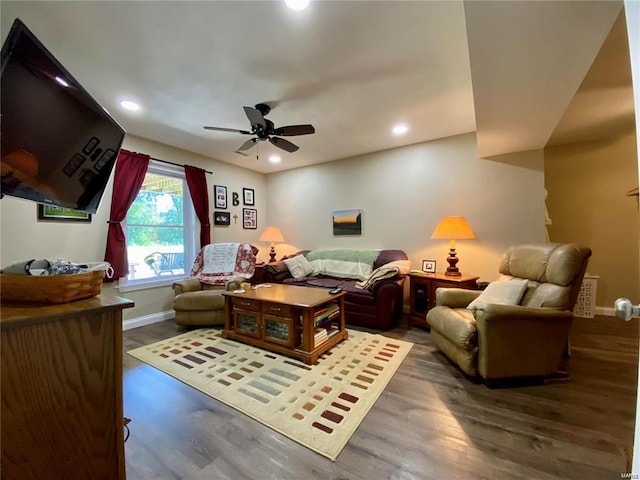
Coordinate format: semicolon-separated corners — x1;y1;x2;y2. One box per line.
243;106;266;129
273;124;315;136
203;126;251;134
269;136;299;153
237;138;259;151
235;150;249;156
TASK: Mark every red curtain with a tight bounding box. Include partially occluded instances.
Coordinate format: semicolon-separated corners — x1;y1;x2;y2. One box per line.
184;165;211;248
104;150;150;281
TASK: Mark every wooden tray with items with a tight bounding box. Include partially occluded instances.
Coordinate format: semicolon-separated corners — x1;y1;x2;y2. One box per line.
0;270;104;304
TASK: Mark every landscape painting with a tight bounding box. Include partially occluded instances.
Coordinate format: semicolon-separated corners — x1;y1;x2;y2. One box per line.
332;209;362;236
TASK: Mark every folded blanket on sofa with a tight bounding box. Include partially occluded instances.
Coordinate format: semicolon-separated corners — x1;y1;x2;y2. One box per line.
355;259;411;289
190;243;256;285
306;249;380;281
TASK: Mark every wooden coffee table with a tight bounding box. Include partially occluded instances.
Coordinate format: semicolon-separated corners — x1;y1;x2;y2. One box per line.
221;284;347;364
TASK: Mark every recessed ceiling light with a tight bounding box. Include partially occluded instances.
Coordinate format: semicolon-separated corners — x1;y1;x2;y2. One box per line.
269;155;282;164
55;76;69;87
284;0;310;11
120;100;141;111
392;124;409;136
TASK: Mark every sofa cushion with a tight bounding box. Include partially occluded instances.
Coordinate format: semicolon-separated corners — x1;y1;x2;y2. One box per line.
467;278;528;310
283;254;315;279
281;276;375;306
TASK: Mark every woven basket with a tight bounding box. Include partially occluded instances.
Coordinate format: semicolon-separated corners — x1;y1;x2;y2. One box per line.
0;270;104;304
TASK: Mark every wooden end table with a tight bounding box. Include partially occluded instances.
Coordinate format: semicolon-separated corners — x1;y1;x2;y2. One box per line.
409;272;479;328
222;284;347;364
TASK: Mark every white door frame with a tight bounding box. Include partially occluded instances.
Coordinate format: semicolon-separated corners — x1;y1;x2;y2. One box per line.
625;0;640;475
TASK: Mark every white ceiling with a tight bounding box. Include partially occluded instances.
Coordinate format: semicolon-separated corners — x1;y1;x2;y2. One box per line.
0;1;630;174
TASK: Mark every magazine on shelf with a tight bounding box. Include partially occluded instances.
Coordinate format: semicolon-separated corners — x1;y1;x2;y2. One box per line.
314;303;340;326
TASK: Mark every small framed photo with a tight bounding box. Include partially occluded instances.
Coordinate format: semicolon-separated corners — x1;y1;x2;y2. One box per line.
78;168;96;187
94;149;116;172
214;211;230;226
422;260;436;274
82;136;100;155
37;204;92;223
243;187;255;206
243;208;257;229
214;185;227;209
63;153;86;177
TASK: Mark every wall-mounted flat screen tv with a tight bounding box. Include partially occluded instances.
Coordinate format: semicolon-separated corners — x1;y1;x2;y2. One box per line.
1;18;125;214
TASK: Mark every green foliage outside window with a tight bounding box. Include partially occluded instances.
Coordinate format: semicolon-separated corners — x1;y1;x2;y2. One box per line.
127;190;184;246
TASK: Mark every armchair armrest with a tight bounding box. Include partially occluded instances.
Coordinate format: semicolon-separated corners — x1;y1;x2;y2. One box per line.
474;304;573;380
226;276;249;291
435;288;481;308
172;278;203;294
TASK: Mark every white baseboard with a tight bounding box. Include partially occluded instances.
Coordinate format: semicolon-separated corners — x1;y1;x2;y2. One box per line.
123;310;174;331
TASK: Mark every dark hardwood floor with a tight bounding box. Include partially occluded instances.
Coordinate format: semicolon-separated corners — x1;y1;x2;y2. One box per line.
122;314;638;479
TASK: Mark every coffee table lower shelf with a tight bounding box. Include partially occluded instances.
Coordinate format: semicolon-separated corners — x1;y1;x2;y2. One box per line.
221;328;348;365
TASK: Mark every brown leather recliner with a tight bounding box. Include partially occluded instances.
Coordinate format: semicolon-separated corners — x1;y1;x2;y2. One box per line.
426;243;592;382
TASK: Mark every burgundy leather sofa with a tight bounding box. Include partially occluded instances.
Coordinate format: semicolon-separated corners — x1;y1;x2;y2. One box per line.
262;249;408;330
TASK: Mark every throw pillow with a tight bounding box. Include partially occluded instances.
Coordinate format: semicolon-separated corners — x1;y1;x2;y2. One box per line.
283;254;315;279
467;278;528;310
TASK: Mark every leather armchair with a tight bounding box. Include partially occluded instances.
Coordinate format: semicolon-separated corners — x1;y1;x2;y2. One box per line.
172;277;247;327
427;243;592;382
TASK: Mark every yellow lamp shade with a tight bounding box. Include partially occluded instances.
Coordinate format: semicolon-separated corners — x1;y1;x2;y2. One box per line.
259;226;284;243
431;216;476;240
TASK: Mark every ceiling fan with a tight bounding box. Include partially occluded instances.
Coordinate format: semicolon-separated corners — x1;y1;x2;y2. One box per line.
203;103;315;156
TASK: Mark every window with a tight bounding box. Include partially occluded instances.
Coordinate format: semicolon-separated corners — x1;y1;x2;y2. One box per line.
120;161;196;288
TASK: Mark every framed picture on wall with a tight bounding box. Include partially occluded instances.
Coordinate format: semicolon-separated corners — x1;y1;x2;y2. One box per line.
214;211;231;226
82;136;100;155
332;209;362;236
243;187;255;206
214;185;227;209
243;208;257;229
37;204;92;223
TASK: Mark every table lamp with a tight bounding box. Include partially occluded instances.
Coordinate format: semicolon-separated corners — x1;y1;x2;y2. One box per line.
430;216;476;276
259;226;285;262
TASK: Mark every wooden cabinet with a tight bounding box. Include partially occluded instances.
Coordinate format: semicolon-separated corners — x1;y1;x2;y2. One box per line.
409;272;478;328
1;295;134;480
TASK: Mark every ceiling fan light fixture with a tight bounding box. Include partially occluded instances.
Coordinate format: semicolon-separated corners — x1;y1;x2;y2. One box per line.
284;0;310;11
269;155;282;164
392;123;409;136
120;99;141;111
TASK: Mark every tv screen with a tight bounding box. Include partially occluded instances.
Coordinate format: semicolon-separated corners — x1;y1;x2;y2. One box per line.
1;18;125;214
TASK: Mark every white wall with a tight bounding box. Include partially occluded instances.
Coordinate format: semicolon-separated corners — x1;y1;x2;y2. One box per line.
0;134;266;321
266;133;546;293
1;132;545;321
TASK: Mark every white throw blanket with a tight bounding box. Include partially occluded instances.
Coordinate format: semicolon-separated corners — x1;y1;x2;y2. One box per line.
355;260;411;289
190;243;256;285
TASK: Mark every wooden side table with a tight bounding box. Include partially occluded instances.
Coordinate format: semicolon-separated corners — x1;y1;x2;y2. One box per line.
409;272;479;328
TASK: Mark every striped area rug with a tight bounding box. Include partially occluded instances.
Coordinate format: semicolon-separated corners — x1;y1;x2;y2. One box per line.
127;328;412;460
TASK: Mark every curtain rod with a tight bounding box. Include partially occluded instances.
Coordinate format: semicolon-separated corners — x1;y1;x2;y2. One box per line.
150;156;213;175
